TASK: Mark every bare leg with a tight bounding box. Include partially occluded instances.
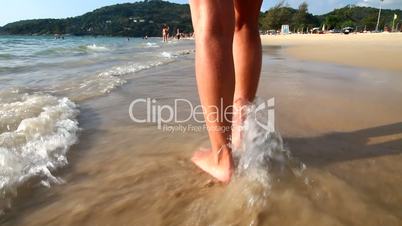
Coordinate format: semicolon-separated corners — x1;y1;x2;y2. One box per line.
189;0;235;183
231;0;263;150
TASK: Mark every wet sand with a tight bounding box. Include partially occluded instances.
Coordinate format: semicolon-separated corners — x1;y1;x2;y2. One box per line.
2;43;402;225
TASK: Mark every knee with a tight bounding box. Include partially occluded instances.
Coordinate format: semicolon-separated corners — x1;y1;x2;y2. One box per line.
196;17;234;42
190;2;234;40
234;17;259;34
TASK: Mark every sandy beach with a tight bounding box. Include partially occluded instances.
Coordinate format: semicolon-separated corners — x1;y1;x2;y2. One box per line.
1;34;402;226
261;33;402;72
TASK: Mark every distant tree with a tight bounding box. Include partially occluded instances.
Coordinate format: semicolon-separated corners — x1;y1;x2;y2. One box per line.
292;2;309;32
341;20;355;28
324;15;341;29
360;14;378;30
261;1;295;30
260;1;319;32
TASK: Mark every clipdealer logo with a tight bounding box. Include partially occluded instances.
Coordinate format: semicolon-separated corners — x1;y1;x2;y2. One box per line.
129;98;275;133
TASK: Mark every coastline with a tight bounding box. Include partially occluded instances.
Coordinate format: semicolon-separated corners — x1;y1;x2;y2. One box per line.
261;33;402;72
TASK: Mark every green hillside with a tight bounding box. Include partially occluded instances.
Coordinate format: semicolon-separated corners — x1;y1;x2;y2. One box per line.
259;3;401;32
0;0;192;37
319;5;401;30
260;2;402;31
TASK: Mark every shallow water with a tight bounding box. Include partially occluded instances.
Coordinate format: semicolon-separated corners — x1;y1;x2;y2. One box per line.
0;35;194;101
0;35;194;213
1;38;402;225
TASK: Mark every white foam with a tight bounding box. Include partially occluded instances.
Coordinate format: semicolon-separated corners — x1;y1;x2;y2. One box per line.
0;92;79;209
145;42;159;48
85;44;109;51
75;73;127;98
161;51;174;58
50;47;194;102
160;50;194;59
60;59;176;101
99;61;167;77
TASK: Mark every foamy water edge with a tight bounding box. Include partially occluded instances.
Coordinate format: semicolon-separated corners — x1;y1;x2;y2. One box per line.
0;92;80;213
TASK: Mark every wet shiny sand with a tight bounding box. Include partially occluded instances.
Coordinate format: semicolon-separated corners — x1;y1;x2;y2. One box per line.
2;47;402;226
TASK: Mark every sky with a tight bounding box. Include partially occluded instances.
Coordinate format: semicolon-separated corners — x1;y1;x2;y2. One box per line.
0;0;401;26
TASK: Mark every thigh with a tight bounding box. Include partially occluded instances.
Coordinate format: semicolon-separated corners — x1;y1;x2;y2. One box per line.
189;0;235;34
233;0;263;26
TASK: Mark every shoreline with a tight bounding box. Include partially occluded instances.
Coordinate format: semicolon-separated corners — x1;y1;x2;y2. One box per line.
261;33;402;72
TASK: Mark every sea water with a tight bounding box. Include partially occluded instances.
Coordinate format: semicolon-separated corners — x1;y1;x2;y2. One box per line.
0;35;194;210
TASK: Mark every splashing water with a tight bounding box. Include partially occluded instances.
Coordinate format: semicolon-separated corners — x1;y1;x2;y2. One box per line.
232;98;307;211
0;91;80;213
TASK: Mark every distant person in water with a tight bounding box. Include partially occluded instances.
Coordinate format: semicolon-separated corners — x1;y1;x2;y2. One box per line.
162;24;169;42
190;0;263;183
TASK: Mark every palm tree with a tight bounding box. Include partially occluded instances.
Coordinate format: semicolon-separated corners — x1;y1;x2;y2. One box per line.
375;0;384;32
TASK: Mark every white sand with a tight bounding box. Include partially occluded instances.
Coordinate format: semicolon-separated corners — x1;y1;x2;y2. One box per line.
261;33;402;72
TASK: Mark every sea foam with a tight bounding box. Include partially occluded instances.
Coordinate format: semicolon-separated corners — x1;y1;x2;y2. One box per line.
145;42;160;48
85;44;109;51
0;92;79;212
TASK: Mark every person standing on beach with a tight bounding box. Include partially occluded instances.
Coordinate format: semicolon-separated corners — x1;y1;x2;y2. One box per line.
176;28;181;40
162;24;169;42
190;0;263;183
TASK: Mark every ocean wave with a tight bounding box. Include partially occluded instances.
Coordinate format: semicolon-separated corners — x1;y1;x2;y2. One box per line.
0;53;15;60
161;49;194;59
161;51;174;58
84;44;109;52
176;49;195;55
34;44;110;57
35;47;71;56
56;58;176;102
0;92;80;211
65;73;127;101
145;42;160;48
33;44;110;59
35;46;88;57
99;62;165;77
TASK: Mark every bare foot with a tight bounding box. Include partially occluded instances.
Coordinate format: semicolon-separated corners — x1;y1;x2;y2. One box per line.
191;147;234;183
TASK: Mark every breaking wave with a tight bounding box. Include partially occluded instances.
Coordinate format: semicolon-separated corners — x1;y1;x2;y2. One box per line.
84;44;109;52
0;91;80;212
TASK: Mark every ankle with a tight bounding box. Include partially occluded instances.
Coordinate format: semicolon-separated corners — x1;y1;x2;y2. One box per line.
218;144;233;163
233;98;249;122
233;97;249;108
211;143;230;154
